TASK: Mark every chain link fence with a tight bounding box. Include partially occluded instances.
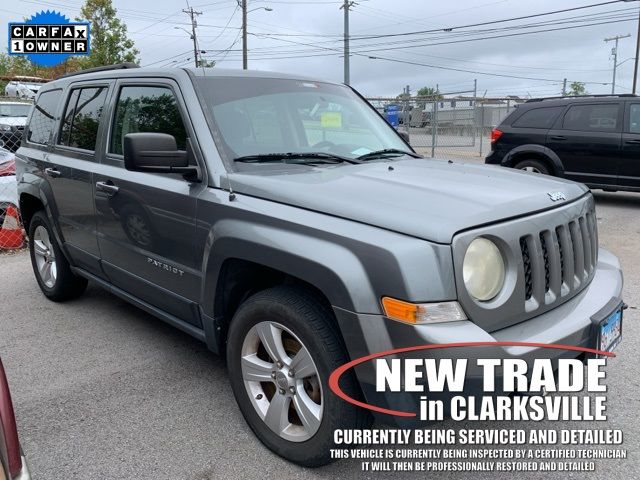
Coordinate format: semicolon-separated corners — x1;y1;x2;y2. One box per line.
0;96;31;251
367;96;522;160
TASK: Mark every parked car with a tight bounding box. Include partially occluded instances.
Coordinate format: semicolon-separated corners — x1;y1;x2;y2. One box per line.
0;359;31;480
0;103;32;153
4;81;41;100
16;64;623;467
486;94;640;191
0;148;18;225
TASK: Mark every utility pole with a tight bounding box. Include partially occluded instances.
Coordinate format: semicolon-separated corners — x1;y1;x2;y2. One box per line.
562;78;567;96
341;1;355;85
633;6;640;94
242;0;248;69
182;6;202;68
605;34;631;94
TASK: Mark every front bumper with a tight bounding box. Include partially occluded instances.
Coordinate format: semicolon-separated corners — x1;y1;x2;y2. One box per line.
333;247;623;426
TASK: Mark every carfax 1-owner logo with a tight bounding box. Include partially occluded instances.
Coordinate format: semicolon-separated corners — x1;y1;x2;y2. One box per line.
8;10;90;67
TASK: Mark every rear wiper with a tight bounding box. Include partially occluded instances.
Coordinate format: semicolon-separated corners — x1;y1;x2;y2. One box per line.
234;152;362;164
357;148;421;160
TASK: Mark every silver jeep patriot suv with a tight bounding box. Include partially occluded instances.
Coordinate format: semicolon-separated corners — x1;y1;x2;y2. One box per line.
16;64;624;467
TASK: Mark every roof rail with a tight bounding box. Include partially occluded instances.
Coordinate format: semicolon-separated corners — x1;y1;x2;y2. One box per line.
58;62;139;79
525;94;637;103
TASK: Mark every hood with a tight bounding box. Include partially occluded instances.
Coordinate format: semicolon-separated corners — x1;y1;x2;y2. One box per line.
229;158;588;244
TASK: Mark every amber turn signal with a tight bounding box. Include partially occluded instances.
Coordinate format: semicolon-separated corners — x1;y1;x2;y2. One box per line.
381;297;467;325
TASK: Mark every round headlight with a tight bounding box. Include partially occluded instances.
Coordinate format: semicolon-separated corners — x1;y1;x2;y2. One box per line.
463;238;505;301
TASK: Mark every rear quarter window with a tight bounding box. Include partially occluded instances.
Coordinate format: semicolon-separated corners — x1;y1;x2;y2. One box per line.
511;106;564;129
27;89;62;144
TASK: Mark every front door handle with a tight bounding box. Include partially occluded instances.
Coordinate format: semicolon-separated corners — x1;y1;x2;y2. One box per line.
625;139;640;145
44;167;61;178
550;135;567;141
95;180;119;196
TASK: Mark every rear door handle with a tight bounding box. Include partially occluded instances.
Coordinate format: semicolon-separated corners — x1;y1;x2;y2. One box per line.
625;139;640;145
44;167;61;178
95;180;119;196
550;135;567;141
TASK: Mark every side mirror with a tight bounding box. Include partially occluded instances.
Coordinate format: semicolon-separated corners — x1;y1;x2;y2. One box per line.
397;130;410;144
123;133;197;176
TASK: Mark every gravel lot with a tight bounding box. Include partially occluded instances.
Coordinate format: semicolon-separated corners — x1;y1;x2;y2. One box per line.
0;179;638;479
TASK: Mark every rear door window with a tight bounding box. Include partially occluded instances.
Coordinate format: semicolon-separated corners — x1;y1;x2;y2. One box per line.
562;103;620;132
58;86;109;151
27;89;62;144
512;106;564;129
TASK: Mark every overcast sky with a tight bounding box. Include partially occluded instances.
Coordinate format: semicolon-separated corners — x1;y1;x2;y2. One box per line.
2;0;640;98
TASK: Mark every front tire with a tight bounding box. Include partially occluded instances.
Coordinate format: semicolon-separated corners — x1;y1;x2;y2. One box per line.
226;286;371;467
28;211;87;301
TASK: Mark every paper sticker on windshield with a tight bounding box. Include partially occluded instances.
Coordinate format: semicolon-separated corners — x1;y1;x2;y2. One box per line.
351;148;372;156
321;111;342;128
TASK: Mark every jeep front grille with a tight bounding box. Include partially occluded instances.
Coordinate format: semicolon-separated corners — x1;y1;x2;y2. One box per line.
453;194;597;332
519;211;597;305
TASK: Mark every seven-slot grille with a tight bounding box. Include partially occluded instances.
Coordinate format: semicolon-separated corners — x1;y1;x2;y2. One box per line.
520;211;597;303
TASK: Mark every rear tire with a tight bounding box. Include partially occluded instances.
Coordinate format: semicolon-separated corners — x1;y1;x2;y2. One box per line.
226;286;371;467
514;158;551;175
28;211;87;302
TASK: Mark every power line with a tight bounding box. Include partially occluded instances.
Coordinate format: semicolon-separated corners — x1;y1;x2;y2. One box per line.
245;9;638;55
347;0;629;41
143;49;193;67
242;15;636;64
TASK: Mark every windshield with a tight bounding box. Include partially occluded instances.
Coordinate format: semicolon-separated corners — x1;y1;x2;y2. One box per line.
195;76;409;163
0;103;31;117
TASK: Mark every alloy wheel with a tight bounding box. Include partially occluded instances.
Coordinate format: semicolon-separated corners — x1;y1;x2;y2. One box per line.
240;321;323;442
33;225;57;288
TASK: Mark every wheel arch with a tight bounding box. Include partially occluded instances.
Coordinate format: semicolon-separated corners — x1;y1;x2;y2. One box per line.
211;258;343;356
18;192;44;232
502;144;564;176
200;223;379;355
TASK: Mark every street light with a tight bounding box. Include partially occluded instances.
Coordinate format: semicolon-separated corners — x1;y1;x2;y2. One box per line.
240;2;273;70
174;26;193;39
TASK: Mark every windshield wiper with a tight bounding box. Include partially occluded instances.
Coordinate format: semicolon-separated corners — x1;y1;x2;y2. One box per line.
357;148;421;161
234;152;362;164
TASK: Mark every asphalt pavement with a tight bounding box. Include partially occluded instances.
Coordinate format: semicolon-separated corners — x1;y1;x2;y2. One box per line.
0;188;638;480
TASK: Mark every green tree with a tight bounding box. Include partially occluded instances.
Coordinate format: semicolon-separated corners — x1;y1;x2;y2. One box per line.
396;92;410;100
76;0;139;67
565;81;587;96
416;86;442;108
417;86;442;99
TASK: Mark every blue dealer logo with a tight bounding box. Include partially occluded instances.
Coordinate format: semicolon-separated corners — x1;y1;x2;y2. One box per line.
8;10;90;67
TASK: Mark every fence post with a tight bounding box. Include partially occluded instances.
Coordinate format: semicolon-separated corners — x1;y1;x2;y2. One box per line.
471;97;476;147
404;95;410;143
431;100;437;158
479;101;484;158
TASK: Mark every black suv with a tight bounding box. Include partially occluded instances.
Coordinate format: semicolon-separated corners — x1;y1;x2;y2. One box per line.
485;94;640;192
